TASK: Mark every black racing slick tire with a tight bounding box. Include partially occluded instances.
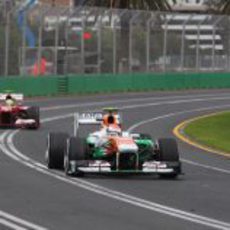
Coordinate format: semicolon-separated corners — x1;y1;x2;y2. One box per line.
27;106;40;129
65;137;86;176
46;132;68;169
157;138;181;179
158;138;179;161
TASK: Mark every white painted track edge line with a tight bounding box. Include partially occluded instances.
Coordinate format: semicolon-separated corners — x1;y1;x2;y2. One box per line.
31;92;230;106
181;159;230;174
0;211;47;230
127;104;230;132
40;95;230;112
0;218;27;230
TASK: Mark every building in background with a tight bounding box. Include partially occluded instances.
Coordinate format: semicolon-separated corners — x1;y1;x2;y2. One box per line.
169;0;205;5
169;0;208;12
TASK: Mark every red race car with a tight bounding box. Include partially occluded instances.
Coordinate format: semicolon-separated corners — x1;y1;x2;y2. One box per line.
0;93;40;129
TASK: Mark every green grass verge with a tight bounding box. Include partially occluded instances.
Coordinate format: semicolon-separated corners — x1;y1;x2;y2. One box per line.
184;111;230;154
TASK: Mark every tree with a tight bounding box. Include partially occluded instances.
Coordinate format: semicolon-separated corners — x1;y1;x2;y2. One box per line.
76;0;175;11
204;0;230;14
218;1;230;14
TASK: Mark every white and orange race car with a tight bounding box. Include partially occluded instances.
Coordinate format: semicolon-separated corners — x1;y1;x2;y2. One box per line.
46;109;182;178
0;93;40;129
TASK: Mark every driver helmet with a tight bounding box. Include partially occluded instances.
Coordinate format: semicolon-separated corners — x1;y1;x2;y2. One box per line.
5;94;12;100
5;94;15;106
102;110;119;127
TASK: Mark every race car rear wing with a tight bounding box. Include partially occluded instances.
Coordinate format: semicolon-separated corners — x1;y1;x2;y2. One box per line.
74;112;103;136
73;111;122;136
0;93;24;101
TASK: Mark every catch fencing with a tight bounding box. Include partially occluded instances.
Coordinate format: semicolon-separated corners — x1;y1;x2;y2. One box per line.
1;4;230;76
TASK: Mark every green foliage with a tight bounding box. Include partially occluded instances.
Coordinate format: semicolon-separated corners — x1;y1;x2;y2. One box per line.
80;0;173;11
204;0;230;14
219;1;230;14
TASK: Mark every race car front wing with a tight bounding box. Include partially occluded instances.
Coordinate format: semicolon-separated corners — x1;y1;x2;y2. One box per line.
66;160;181;175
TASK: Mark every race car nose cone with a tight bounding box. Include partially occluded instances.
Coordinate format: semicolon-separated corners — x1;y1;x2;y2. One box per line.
118;143;138;153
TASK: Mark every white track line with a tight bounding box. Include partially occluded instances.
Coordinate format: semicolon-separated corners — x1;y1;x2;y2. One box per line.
41;95;230;111
127;104;230;132
181;159;230;174
0;218;27;230
0;210;47;230
28;92;230;104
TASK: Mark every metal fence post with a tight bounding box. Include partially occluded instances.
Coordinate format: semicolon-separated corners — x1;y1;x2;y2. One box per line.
54;10;61;75
226;16;230;71
97;9;103;74
228;16;230;71
54;8;69;75
37;7;51;75
196;18;206;72
211;16;224;71
81;14;86;74
129;15;132;73
212;20;216;71
37;12;43;75
180;15;192;72
4;11;10;77
21;9;27;76
162;14;171;72
146;14;155;73
64;8;72;75
129;12;140;73
113;10;117;74
113;9;127;74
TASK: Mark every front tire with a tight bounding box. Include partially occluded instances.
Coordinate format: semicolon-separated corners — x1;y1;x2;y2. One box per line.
65;137;86;176
157;138;180;179
158;138;179;161
27;106;40;129
46;132;68;169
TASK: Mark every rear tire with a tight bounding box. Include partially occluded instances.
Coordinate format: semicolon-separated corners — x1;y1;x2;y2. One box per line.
46;132;68;169
157;138;180;179
65;137;86;176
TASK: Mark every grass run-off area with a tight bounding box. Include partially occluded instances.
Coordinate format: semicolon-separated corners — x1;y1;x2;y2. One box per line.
184;111;230;154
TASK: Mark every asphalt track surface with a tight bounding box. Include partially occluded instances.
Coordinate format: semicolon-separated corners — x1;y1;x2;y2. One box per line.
0;90;230;230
